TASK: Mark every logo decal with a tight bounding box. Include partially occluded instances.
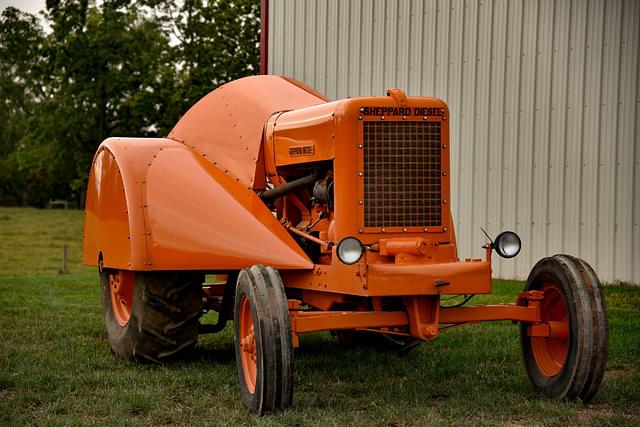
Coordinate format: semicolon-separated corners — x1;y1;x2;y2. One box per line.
360;106;444;117
288;145;315;156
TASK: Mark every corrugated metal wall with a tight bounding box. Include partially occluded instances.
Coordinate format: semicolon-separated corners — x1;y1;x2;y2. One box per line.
268;0;640;285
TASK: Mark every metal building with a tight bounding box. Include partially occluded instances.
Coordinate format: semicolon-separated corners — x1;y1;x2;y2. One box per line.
263;0;640;285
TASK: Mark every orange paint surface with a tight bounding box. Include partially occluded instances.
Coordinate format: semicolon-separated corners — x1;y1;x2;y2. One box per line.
83;137;312;271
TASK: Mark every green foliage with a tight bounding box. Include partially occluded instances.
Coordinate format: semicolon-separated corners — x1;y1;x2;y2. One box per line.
0;0;260;206
0;8;47;205
174;0;260;111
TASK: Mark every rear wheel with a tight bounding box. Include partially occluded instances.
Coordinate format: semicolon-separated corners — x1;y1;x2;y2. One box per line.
520;255;608;401
101;269;204;363
234;265;293;414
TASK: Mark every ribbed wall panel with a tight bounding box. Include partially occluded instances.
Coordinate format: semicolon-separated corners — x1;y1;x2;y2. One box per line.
268;0;640;285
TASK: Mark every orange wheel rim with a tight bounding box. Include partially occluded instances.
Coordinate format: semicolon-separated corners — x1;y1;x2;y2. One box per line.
531;283;569;377
239;296;257;393
109;271;135;326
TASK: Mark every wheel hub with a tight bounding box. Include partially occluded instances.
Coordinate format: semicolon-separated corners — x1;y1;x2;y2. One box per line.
531;282;569;377
240;325;257;361
239;296;257;392
108;271;135;326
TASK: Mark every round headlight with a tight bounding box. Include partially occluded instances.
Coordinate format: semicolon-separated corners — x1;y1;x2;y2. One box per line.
493;231;521;258
336;237;364;265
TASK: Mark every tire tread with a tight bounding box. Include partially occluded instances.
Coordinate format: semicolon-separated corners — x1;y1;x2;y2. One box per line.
102;271;203;363
234;265;293;414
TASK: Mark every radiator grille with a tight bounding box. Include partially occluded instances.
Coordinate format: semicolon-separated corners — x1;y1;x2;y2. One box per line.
363;121;442;228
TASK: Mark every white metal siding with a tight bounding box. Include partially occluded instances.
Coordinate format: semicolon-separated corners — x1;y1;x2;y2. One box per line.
268;0;640;285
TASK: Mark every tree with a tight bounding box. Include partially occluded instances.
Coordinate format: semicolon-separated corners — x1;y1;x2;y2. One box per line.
42;0;178;202
0;7;47;204
172;0;260;112
0;0;260;207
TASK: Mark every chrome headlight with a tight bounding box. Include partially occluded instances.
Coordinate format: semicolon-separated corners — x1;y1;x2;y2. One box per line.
493;231;521;258
336;237;364;265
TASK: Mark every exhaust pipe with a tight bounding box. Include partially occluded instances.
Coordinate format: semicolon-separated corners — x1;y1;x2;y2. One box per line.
259;171;318;202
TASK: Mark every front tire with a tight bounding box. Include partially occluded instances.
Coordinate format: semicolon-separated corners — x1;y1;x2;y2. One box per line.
520;255;608;402
101;270;204;363
233;265;293;414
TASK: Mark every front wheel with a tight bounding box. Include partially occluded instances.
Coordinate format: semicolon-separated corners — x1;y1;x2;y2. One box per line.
233;265;293;414
520;255;608;402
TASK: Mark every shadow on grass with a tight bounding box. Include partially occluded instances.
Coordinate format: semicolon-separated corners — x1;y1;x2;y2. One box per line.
181;331;460;405
181;344;237;365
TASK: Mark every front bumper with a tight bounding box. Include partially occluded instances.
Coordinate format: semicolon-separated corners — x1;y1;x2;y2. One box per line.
367;260;492;296
282;259;492;297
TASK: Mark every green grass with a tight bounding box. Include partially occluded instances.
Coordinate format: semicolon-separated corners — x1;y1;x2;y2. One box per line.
0;206;639;425
0;207;92;276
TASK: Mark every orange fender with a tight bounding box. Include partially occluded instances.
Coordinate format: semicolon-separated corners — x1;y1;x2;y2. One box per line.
83;137;313;271
83;75;329;272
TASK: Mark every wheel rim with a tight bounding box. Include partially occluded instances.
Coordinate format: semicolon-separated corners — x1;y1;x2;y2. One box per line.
531;282;569;377
238;296;257;393
108;271;135;326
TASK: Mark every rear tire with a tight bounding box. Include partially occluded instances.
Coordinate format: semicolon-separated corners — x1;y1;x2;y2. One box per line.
101;270;204;363
234;265;293;414
520;255;608;401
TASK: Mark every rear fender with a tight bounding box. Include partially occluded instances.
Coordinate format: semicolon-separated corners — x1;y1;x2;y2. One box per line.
83;138;313;271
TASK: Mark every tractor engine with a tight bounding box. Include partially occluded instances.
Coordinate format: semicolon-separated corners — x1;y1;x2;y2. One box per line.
259;88;456;270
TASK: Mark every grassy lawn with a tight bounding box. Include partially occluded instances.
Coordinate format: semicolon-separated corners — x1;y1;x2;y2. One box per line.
0;206;638;426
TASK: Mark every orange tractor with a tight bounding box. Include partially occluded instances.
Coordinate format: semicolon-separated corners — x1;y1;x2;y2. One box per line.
83;75;608;413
